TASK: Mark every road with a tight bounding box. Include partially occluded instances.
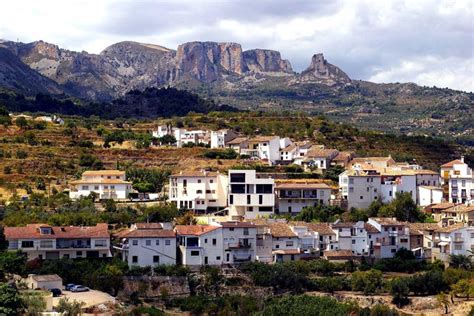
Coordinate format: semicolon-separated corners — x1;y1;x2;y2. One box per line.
53;289;114;308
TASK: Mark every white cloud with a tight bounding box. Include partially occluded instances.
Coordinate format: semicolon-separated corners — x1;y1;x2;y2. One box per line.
0;0;472;91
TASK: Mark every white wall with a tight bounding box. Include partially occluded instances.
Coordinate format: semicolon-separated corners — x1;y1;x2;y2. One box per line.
126;237;176;267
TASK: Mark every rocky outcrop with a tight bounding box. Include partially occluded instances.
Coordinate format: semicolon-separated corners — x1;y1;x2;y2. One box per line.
300;53;351;86
243;49;293;73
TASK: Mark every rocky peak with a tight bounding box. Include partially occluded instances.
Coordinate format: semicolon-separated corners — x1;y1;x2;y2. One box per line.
300;53;351;86
20;40;62;61
243;49;293;73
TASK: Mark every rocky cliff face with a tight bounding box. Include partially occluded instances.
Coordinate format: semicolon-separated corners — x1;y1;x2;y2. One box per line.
0;39;352;100
243;49;293;73
299;53;351;86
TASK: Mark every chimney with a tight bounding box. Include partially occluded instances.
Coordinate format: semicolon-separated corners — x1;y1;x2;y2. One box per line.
461;156;464;163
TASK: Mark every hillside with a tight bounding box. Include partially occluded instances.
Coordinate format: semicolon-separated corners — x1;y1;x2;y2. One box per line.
0;39;472;139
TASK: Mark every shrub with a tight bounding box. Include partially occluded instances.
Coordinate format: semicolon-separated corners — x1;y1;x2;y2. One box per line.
16;150;28;159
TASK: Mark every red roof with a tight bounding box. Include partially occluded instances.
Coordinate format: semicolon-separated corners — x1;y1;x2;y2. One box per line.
122;229;176;238
441;159;464;168
5;223;109;240
175;225;220;236
220;222;257;228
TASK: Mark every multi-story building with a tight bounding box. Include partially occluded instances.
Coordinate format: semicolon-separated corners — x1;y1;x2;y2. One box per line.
169;170;228;213
288;222;319;253
339;169;382;209
440;157;473;203
302;148;339;172
117;223;176;267
418;186;443;207
279;143;299;162
210;130;237;149
221;222;257;264
5;223;111;260
367;218;410;258
227;170;275;219
225;137;249;155
331;221;371;256
275;182;331;214
436;204;474;226
267;221;301;262
69;170;132;200
238;136;281;164
432;224;473;263
175;225;224;266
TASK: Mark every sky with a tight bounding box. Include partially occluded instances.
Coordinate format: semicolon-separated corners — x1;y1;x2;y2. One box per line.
0;0;472;92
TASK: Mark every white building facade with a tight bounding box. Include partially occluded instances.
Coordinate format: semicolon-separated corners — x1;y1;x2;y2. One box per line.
69;170;132;200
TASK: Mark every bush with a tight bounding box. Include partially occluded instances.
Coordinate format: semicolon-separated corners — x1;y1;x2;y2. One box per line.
389;277;410;307
203;148;238;159
16;150;28;159
79;153;103;169
351;269;383;295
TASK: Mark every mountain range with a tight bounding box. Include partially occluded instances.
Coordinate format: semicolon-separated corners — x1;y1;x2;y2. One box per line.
0;39;350;100
0;39;472;139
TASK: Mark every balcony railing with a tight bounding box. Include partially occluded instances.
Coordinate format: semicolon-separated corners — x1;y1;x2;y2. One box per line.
281;193;302;198
227;242;252;249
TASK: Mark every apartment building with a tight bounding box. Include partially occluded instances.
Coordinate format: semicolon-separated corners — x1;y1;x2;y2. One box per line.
239;136;281;164
118;223;176;267
440;157;473;203
302;148;339;172
69;170;132;200
432;224;473;263
367;218;410;258
210;129;237;149
221;222;257;264
339;169;382;209
418;186;443;207
288;223;319;253
279;143;299;162
275;182;331;214
169;170;228;213
436;204;474;226
227;170;275;219
4;223;111;260
267;221;301;262
175;225;224;266
332;221;371;256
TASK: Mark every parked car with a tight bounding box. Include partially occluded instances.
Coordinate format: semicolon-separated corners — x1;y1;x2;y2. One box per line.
71;285;89;292
50;288;62;297
65;284;76;291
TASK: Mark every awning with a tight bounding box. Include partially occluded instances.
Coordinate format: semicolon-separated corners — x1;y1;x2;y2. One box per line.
438;241;448;246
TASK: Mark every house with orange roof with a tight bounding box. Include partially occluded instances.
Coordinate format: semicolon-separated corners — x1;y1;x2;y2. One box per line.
175;224;224;266
116;223;176;267
4;223;111;260
431;223;473;263
440;156;473;203
367;218;410;258
69;170;132;200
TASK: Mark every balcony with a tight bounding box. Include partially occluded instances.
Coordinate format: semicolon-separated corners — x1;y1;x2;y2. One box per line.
453;237;464;242
56;239;91;249
227;242;252;249
281;193;302;198
233;255;252;263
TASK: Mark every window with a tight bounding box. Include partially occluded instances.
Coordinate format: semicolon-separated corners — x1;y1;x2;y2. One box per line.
247;195;251;204
286;241;294;247
132;240;138;246
230;173;246;183
352;240;356;244
400;238;408;243
165;240;171;246
259;195;263;204
183;179;187;187
206;190;211;194
153;256;160;263
349;187;354;193
229;228;234;231
76;251;83;257
243;228;249;235
229;195;234;205
146;240;151;246
40;227;52;234
454;244;463;250
156;240;160;246
111;185;115;189
360;196;363;199
21;241;34;248
256;184;273;194
391;249;396;253
190;250;199;256
198;179;201;183
367;187;370;192
248;207;253;212
204;238;208;244
275;244;280;249
470;233;474;239
259;207;272;212
95;240;107;247
94;186;99;190
231;184;245;193
349;178;354;184
40;240;53;248
209;179;214;183
212;239;217;245
82;185;89;190
216;256;221;260
196;190;202;194
104;186;108;189
132;256;138;263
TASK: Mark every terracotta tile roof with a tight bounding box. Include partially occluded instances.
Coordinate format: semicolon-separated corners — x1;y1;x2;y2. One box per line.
175;225;220;236
333;151;353;162
332;222;355;228
250;136;278;142
276;183;331;190
435;223;466;233
268;222;297;238
122;229;176;238
281;144;297;152
4;223;110;240
226;137;248;145
324;249;353;258
135;223;163;229
429;203;457;210
364;223;380;233
171;171;219;177
408;223;440;235
443;205;474;214
306;148;339;159
31;274;62;282
70;179;131;184
370;217;406;226
298;222;336;235
352;157;395;163
441;160;465;168
82;170;125;176
220;221;257;228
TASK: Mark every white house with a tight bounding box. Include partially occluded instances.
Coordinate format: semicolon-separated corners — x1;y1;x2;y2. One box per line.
239;136;281;164
25;274;63;290
275;182;331;214
169;170;228;213
267;221;301;262
69;170;132;200
152;124;174;139
440;157;473;204
211;130;238;149
331;221;371;256
418;186;443;207
367;218;410;258
175;225;224;266
228;170;275;219
302;148;339;172
4;223;111;260
279;143;299;162
221;222;257;264
340;169;382;209
288;222;319;253
118;223;176;267
432;224;473;263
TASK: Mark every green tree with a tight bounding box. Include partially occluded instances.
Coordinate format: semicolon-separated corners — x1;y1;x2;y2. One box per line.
351;269;383;295
22;292;46;315
449;254;472;270
15;117;29;129
436;292;450;314
389;277;410;307
451;279;474;300
56;297;84;316
0;283;24;315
